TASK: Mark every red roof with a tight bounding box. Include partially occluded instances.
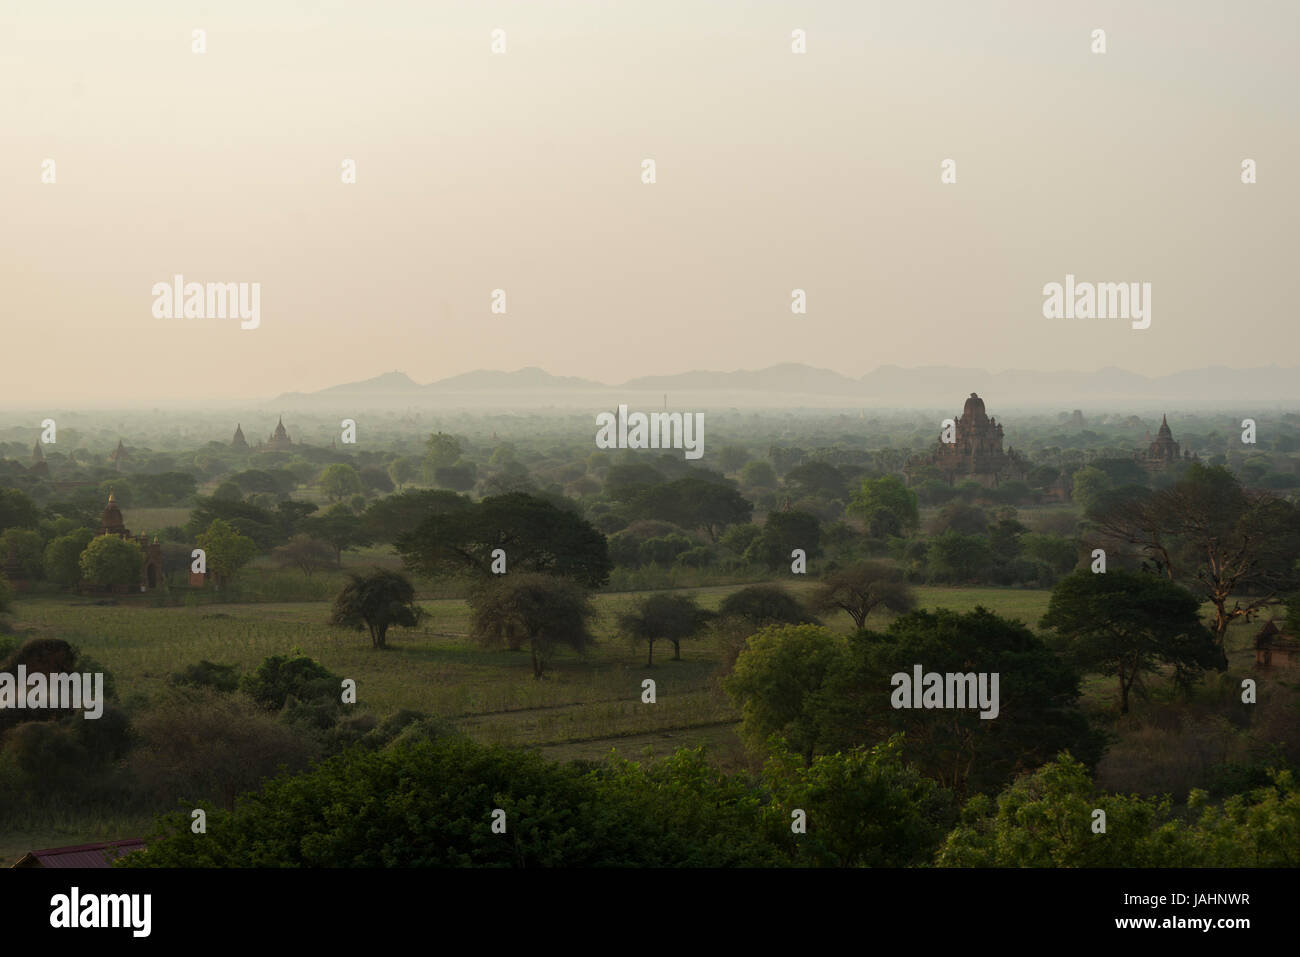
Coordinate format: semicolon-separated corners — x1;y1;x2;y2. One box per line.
12;839;145;869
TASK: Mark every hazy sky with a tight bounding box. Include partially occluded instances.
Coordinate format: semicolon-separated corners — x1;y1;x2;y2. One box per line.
2;0;1296;403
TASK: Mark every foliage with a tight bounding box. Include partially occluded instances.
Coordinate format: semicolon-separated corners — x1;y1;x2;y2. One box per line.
1041;570;1226;714
848;476;919;531
819;607;1104;794
810;560;916;630
617;592;713;665
196;519;259;584
330;569;426;648
43;527;95;585
399;492;611;588
79;534;143;588
468;572;596;678
724;624;849;764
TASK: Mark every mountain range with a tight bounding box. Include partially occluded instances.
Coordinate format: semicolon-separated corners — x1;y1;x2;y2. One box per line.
272;363;1300;407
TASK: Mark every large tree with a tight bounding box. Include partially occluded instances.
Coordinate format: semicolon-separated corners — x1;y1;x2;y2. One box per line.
627;477;753;542
43;528;95;585
319;463;363;502
196;519;259;585
305;504;373;565
362;489;470;543
724;624;849;765
272;535;336;578
618;593;713;665
847;476;919;533
819;607;1104;794
746;509;822;570
810;561;917;631
399;492;611;588
1040;570;1225;714
717;584;818;631
0;487;39;533
79;534;144;588
1090;464;1300;646
330;569;426;649
468;572;596;678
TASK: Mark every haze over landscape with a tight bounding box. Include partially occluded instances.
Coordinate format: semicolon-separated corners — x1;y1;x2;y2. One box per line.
4;0;1300;913
3;0;1297;405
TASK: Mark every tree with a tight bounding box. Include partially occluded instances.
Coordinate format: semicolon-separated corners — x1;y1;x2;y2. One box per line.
271;535;336;578
359;466;394;494
746;509;822;570
399;492;611;588
0;572;11;613
187;497;279;550
1069;466;1112;514
43;528;95;585
330;569;427;649
0;528;45;580
785;462;849;502
810;561;916;630
935;753;1197;867
848;476;919;531
724;624;849;765
626;477;753;542
764;736;955;867
424;432;463;471
618;593;713;665
739;460;778;489
926;531;992;582
717;584;818;631
362;489;470;543
0;487;40;532
388;457;417;490
468;572;595;678
434;464;478;491
1091;464;1300;646
306;504;373;564
196;519;259;585
79;534;143;588
320;463;363;502
718;445;751;474
129;687;317;811
212;480;243;502
1040;570;1225;714
928;503;989;536
819;607;1104;794
121;736;778;867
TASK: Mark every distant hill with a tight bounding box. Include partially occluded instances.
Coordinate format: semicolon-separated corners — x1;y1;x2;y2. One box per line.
423;367;604;392
272;363;1300;407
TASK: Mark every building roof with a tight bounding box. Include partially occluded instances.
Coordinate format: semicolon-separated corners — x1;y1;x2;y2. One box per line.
11;839;146;869
100;490;125;531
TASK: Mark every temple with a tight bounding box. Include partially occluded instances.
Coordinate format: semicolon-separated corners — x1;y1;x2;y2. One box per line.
1139;414;1197;472
30;441;48;477
98;491;165;590
232;424;248;449
262;416;294;452
905;393;1028;488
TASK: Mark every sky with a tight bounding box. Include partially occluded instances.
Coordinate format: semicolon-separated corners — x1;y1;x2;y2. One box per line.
1;0;1296;404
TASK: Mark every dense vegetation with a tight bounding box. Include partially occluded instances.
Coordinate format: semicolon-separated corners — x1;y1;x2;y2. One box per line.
1;407;1298;866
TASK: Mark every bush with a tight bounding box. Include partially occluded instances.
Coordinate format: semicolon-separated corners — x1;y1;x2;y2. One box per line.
172;660;241;693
